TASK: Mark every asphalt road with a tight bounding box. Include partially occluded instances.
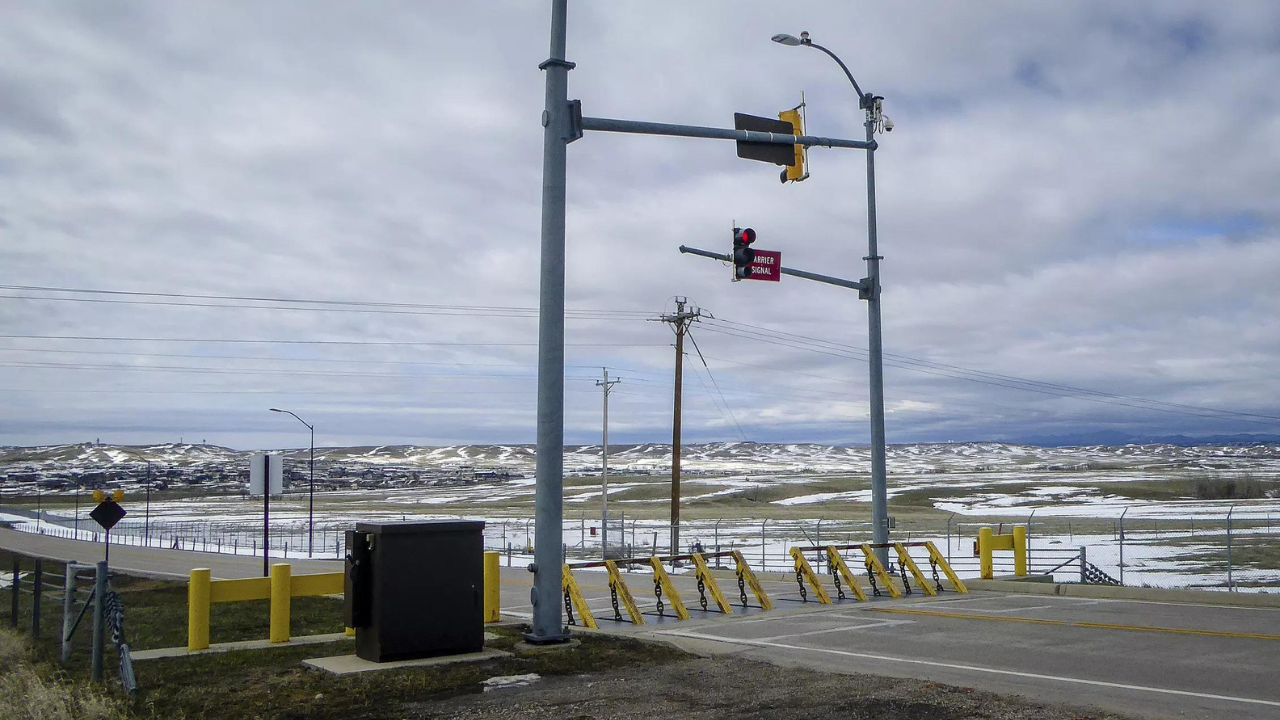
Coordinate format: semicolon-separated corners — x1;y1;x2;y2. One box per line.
6;528;1277;719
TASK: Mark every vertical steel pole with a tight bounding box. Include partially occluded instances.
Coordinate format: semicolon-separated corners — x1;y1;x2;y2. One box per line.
528;0;571;644
263;455;271;578
864;114;889;564
1226;506;1234;591
144;463;151;546
309;424;315;558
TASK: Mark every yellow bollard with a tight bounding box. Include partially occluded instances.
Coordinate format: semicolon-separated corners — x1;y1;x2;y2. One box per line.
978;527;994;579
483;551;501;623
345;626;355;637
1013;525;1028;577
188;568;211;651
269;563;291;643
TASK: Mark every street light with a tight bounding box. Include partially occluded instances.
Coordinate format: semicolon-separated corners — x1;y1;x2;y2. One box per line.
270;408;315;558
773;29;893;561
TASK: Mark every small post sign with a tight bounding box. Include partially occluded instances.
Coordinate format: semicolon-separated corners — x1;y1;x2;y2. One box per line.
747;249;781;281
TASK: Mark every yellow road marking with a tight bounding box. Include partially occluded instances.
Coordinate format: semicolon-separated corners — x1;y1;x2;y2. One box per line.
868;606;1280;641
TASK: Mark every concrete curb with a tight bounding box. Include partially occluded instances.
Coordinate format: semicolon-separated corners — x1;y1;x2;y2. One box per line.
966;578;1280;607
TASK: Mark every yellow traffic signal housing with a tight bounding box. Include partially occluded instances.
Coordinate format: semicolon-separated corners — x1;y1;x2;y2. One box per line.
778;105;808;183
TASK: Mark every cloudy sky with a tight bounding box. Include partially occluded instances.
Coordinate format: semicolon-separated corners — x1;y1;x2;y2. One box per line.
2;1;1279;449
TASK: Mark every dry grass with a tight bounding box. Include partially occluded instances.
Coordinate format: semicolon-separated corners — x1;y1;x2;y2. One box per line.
0;630;127;720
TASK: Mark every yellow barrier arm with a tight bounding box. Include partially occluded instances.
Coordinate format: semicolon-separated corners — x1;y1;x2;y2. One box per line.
690;552;733;614
924;541;968;593
789;548;832;604
604;560;645;625
893;543;936;597
730;550;774;610
825;546;867;602
860;544;902;598
561;564;597;629
648;557;690;620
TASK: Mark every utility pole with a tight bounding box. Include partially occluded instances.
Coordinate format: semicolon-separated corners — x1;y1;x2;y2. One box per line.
596;368;620;560
659;297;703;557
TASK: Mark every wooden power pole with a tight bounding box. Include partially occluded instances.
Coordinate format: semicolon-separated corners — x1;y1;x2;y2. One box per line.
658;297;702;557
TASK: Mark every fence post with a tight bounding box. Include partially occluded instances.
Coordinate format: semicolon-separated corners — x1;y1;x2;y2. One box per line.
269;563;291;643
31;558;42;639
62;564;77;662
1226;506;1235;592
1118;508;1128;586
10;557;19;628
91;561;106;682
1079;546;1087;584
187;568;211;651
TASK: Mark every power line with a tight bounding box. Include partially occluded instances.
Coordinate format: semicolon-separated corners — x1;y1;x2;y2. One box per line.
0;334;665;348
686;330;747;441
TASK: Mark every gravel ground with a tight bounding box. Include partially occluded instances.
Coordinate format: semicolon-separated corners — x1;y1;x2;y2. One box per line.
409;656;1134;719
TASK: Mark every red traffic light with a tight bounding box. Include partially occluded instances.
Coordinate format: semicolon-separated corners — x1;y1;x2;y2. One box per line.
734;227;756;245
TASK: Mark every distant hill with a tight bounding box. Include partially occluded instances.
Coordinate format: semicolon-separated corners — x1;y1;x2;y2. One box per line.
1007;431;1280;447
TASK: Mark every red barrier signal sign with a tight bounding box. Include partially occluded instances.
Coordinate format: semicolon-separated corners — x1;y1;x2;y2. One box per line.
747;249;781;281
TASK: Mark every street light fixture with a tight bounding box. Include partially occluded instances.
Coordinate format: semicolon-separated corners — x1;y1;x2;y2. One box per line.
270;408;316;558
773;30;893;561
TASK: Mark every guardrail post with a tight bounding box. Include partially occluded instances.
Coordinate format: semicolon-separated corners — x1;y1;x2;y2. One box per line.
9;557;18;628
31;558;42;639
978;527;994;579
269;563;291;643
62;564;76;662
483;551;501;623
1079;546;1087;584
91;561;106;682
187;568;211;651
1012;526;1027;577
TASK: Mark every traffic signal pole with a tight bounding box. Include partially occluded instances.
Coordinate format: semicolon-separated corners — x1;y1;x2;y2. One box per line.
863;114;891;560
529;0;572;645
534;2;880;641
679;246;866;291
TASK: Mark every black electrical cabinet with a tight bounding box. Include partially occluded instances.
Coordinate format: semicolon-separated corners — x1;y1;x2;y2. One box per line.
344;520;485;662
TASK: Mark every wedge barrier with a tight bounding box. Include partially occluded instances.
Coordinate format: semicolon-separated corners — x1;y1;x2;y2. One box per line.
187;564;346;651
789;542;967;602
562;550;772;625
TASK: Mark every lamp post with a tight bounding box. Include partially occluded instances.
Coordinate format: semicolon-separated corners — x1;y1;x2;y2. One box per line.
772;30;893;560
270;408;315;558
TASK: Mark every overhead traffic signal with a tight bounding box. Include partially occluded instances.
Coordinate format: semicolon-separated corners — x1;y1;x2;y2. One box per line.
778;104;808;183
732;227;756;281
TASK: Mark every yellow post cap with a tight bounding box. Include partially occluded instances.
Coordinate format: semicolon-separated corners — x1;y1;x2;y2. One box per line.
92;490;106;503
112;489;125;502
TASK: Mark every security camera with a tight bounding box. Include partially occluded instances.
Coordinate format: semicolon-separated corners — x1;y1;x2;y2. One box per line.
882;115;894;132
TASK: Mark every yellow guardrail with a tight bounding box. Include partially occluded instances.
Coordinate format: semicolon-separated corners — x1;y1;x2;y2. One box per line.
187;563;345;651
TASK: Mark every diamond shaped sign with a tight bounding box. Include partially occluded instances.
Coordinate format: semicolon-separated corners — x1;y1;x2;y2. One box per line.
89;500;126;531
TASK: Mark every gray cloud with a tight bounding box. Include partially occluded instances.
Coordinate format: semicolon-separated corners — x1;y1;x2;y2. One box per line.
1;1;1278;448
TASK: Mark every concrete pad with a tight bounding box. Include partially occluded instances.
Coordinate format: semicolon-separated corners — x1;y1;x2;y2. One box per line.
132;632;351;661
303;648;510;675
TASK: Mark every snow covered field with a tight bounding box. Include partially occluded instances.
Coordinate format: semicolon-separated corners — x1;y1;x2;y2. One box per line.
3;441;1278;591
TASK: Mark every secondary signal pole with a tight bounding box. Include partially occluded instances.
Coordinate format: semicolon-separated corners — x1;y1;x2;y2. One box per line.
659;298;702;557
596;369;620;560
